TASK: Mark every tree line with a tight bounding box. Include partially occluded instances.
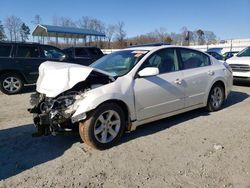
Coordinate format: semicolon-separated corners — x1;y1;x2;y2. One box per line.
0;14;218;49
0;16;30;42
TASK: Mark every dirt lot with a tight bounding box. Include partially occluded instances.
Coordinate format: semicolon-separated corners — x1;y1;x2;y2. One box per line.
0;84;250;188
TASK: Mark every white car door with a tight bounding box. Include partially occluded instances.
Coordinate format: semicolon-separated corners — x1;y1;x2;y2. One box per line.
178;48;214;107
133;48;185;121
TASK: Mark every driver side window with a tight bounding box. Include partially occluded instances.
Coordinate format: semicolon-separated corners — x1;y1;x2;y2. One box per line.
141;48;179;74
41;46;65;59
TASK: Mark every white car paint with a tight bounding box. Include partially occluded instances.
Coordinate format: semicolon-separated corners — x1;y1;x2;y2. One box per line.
36;61;113;97
36;46;233;131
226;56;250;78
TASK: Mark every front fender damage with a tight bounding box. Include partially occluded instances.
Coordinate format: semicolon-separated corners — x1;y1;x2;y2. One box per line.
28;65;115;137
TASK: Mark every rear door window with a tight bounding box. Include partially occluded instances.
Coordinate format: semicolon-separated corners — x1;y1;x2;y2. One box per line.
0;44;12;57
179;48;211;69
75;48;88;57
87;48;103;56
16;45;39;58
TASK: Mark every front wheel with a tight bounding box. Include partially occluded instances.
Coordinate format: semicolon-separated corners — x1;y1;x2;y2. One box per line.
0;73;24;95
206;84;225;112
79;103;126;150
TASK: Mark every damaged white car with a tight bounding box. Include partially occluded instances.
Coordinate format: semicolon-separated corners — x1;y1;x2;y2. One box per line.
29;46;233;149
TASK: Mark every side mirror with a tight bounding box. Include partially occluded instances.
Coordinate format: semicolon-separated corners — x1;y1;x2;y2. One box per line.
138;67;159;77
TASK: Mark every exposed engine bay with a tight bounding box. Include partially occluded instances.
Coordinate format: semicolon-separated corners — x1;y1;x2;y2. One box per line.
28;71;114;136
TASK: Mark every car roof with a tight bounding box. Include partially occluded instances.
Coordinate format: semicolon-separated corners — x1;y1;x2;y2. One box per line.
63;46;99;50
122;45;205;53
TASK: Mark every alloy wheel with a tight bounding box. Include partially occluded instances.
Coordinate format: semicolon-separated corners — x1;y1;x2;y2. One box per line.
3;77;22;93
210;86;223;109
94;110;121;143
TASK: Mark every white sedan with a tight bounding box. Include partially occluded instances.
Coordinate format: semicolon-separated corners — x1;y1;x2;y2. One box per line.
29;45;233;149
226;46;250;81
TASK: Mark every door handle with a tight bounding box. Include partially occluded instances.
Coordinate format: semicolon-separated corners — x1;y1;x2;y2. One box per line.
208;70;215;76
174;78;182;85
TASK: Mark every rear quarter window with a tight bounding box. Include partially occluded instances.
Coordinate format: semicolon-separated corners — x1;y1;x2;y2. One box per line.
0;44;12;57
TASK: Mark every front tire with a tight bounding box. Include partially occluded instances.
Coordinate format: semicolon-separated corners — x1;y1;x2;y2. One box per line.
79;103;126;150
0;73;24;95
206;83;225;112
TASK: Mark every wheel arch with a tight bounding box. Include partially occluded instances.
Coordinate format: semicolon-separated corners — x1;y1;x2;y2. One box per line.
0;70;27;84
204;79;226;105
89;99;131;129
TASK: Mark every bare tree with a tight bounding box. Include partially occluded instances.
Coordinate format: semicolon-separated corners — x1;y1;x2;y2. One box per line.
204;31;217;45
20;23;30;42
78;16;106;46
106;24;115;48
180;26;189;45
52;16;77;44
0;20;6;41
169;32;181;45
78;16;104;31
196;29;205;45
115;21;126;48
4;16;22;41
52;16;76;27
155;27;168;42
52;15;59;26
78;16;91;29
60;17;76;27
32;14;42;25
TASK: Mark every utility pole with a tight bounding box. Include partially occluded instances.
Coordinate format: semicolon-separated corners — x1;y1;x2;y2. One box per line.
230;39;233;51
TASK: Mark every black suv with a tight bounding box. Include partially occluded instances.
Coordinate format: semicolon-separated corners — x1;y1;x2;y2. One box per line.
63;47;104;66
0;42;66;94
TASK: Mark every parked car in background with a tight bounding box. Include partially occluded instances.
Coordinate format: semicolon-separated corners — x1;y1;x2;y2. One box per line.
207;48;223;54
226;46;250;81
206;51;224;61
0;42;66;94
29;46;233;149
223;51;239;60
63;47;104;66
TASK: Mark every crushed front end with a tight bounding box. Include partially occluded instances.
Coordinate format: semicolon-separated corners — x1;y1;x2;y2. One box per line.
28;61;115;137
28;90;85;136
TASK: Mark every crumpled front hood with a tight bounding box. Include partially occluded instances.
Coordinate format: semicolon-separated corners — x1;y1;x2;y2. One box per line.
36;61;111;97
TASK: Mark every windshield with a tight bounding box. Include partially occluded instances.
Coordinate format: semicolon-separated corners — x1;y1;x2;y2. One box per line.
237;47;250;57
90;50;148;77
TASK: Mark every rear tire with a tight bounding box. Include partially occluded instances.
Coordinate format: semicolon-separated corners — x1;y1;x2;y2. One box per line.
79;103;126;150
0;73;24;95
206;83;225;112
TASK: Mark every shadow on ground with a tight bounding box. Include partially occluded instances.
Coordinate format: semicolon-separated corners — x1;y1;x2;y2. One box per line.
121;90;249;145
0;124;80;180
0;90;248;180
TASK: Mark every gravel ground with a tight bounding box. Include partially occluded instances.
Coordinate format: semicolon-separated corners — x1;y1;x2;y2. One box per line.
0;84;250;188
